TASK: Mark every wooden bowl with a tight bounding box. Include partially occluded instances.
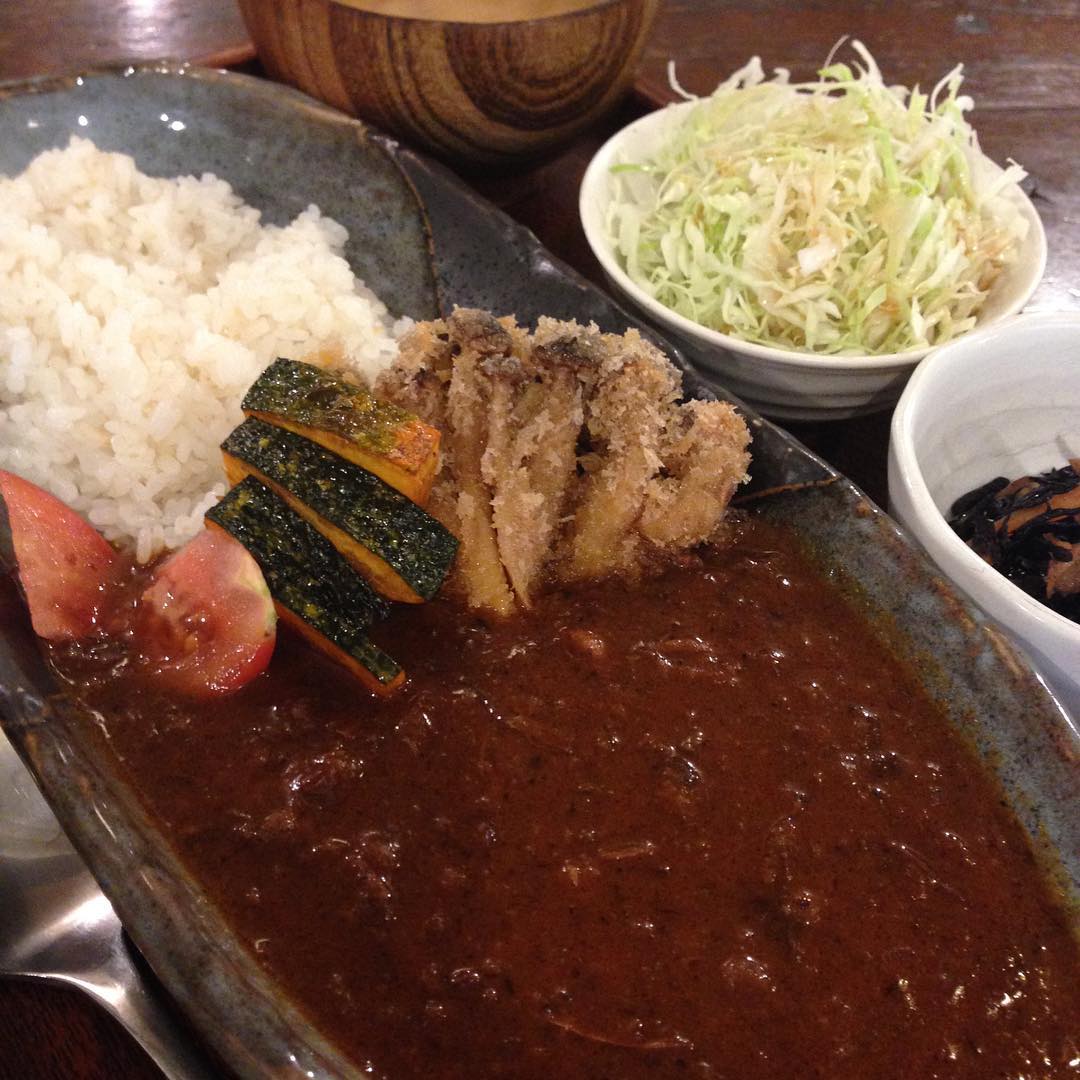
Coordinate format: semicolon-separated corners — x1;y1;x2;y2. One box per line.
237;0;659;164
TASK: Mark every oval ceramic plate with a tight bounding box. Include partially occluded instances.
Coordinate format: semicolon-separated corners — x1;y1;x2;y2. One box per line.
0;65;1077;1079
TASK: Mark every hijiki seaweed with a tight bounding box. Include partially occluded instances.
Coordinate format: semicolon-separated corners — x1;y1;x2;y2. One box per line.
948;460;1080;622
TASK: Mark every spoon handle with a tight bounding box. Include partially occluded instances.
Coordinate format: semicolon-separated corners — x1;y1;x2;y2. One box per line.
49;915;221;1080
2;731;220;1080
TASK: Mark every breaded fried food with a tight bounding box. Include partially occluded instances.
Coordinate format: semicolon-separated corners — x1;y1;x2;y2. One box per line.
378;310;750;614
565;332;679;581
638;399;752;548
446;348;517;617
490;323;595;602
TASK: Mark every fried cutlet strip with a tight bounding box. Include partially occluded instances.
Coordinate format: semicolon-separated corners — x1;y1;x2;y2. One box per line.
480;353;530;493
532;316;605;396
638;399;751;549
378;319;454;431
376;320;459;533
443;317;517;617
378;309;751;614
480;353;536;598
563;331;679;581
487;326;597;606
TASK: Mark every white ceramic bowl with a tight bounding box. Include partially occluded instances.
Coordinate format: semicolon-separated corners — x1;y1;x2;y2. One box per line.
888;312;1080;717
579;100;1047;421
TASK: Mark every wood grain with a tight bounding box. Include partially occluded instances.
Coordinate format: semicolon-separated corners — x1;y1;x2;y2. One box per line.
0;980;164;1079
236;0;659;162
635;0;1080;110
0;0;252;81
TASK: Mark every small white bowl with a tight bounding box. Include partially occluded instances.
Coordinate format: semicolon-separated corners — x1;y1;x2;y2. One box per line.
580;100;1047;421
888;312;1080;717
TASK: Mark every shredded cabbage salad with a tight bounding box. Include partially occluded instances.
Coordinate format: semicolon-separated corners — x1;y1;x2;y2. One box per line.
606;41;1029;356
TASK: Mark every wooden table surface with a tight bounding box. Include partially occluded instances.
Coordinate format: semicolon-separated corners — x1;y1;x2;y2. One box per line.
1;1;1078;1076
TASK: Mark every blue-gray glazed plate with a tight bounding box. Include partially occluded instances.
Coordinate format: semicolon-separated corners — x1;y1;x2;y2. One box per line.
0;64;1076;1079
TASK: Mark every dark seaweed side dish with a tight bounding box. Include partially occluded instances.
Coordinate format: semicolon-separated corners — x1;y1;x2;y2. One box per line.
49;517;1080;1080
949;461;1080;623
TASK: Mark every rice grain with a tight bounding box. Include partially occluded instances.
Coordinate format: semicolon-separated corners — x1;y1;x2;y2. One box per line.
0;137;401;558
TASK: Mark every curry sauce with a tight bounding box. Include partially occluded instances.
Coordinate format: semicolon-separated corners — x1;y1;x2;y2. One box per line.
52;517;1080;1078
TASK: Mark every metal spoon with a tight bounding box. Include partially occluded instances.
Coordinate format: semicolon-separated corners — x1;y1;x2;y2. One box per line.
0;729;218;1079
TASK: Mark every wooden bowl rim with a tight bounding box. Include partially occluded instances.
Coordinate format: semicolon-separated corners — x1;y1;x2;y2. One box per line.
309;0;641;30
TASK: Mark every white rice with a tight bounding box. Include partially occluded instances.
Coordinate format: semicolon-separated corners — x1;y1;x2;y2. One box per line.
0;137;403;561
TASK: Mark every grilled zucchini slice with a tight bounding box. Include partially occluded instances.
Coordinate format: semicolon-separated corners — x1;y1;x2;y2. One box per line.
222;418;457;604
205;478;404;695
242;358;440;504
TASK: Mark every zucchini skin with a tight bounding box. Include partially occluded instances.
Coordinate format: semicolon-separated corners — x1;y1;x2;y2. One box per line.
242;359;439;503
205;478;403;693
222;418;458;603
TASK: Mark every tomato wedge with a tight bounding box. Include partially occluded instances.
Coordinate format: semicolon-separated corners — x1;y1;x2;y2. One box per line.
0;470;119;640
139;528;276;697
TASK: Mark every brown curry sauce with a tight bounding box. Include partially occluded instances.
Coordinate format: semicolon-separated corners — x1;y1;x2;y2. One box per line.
51;517;1080;1078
